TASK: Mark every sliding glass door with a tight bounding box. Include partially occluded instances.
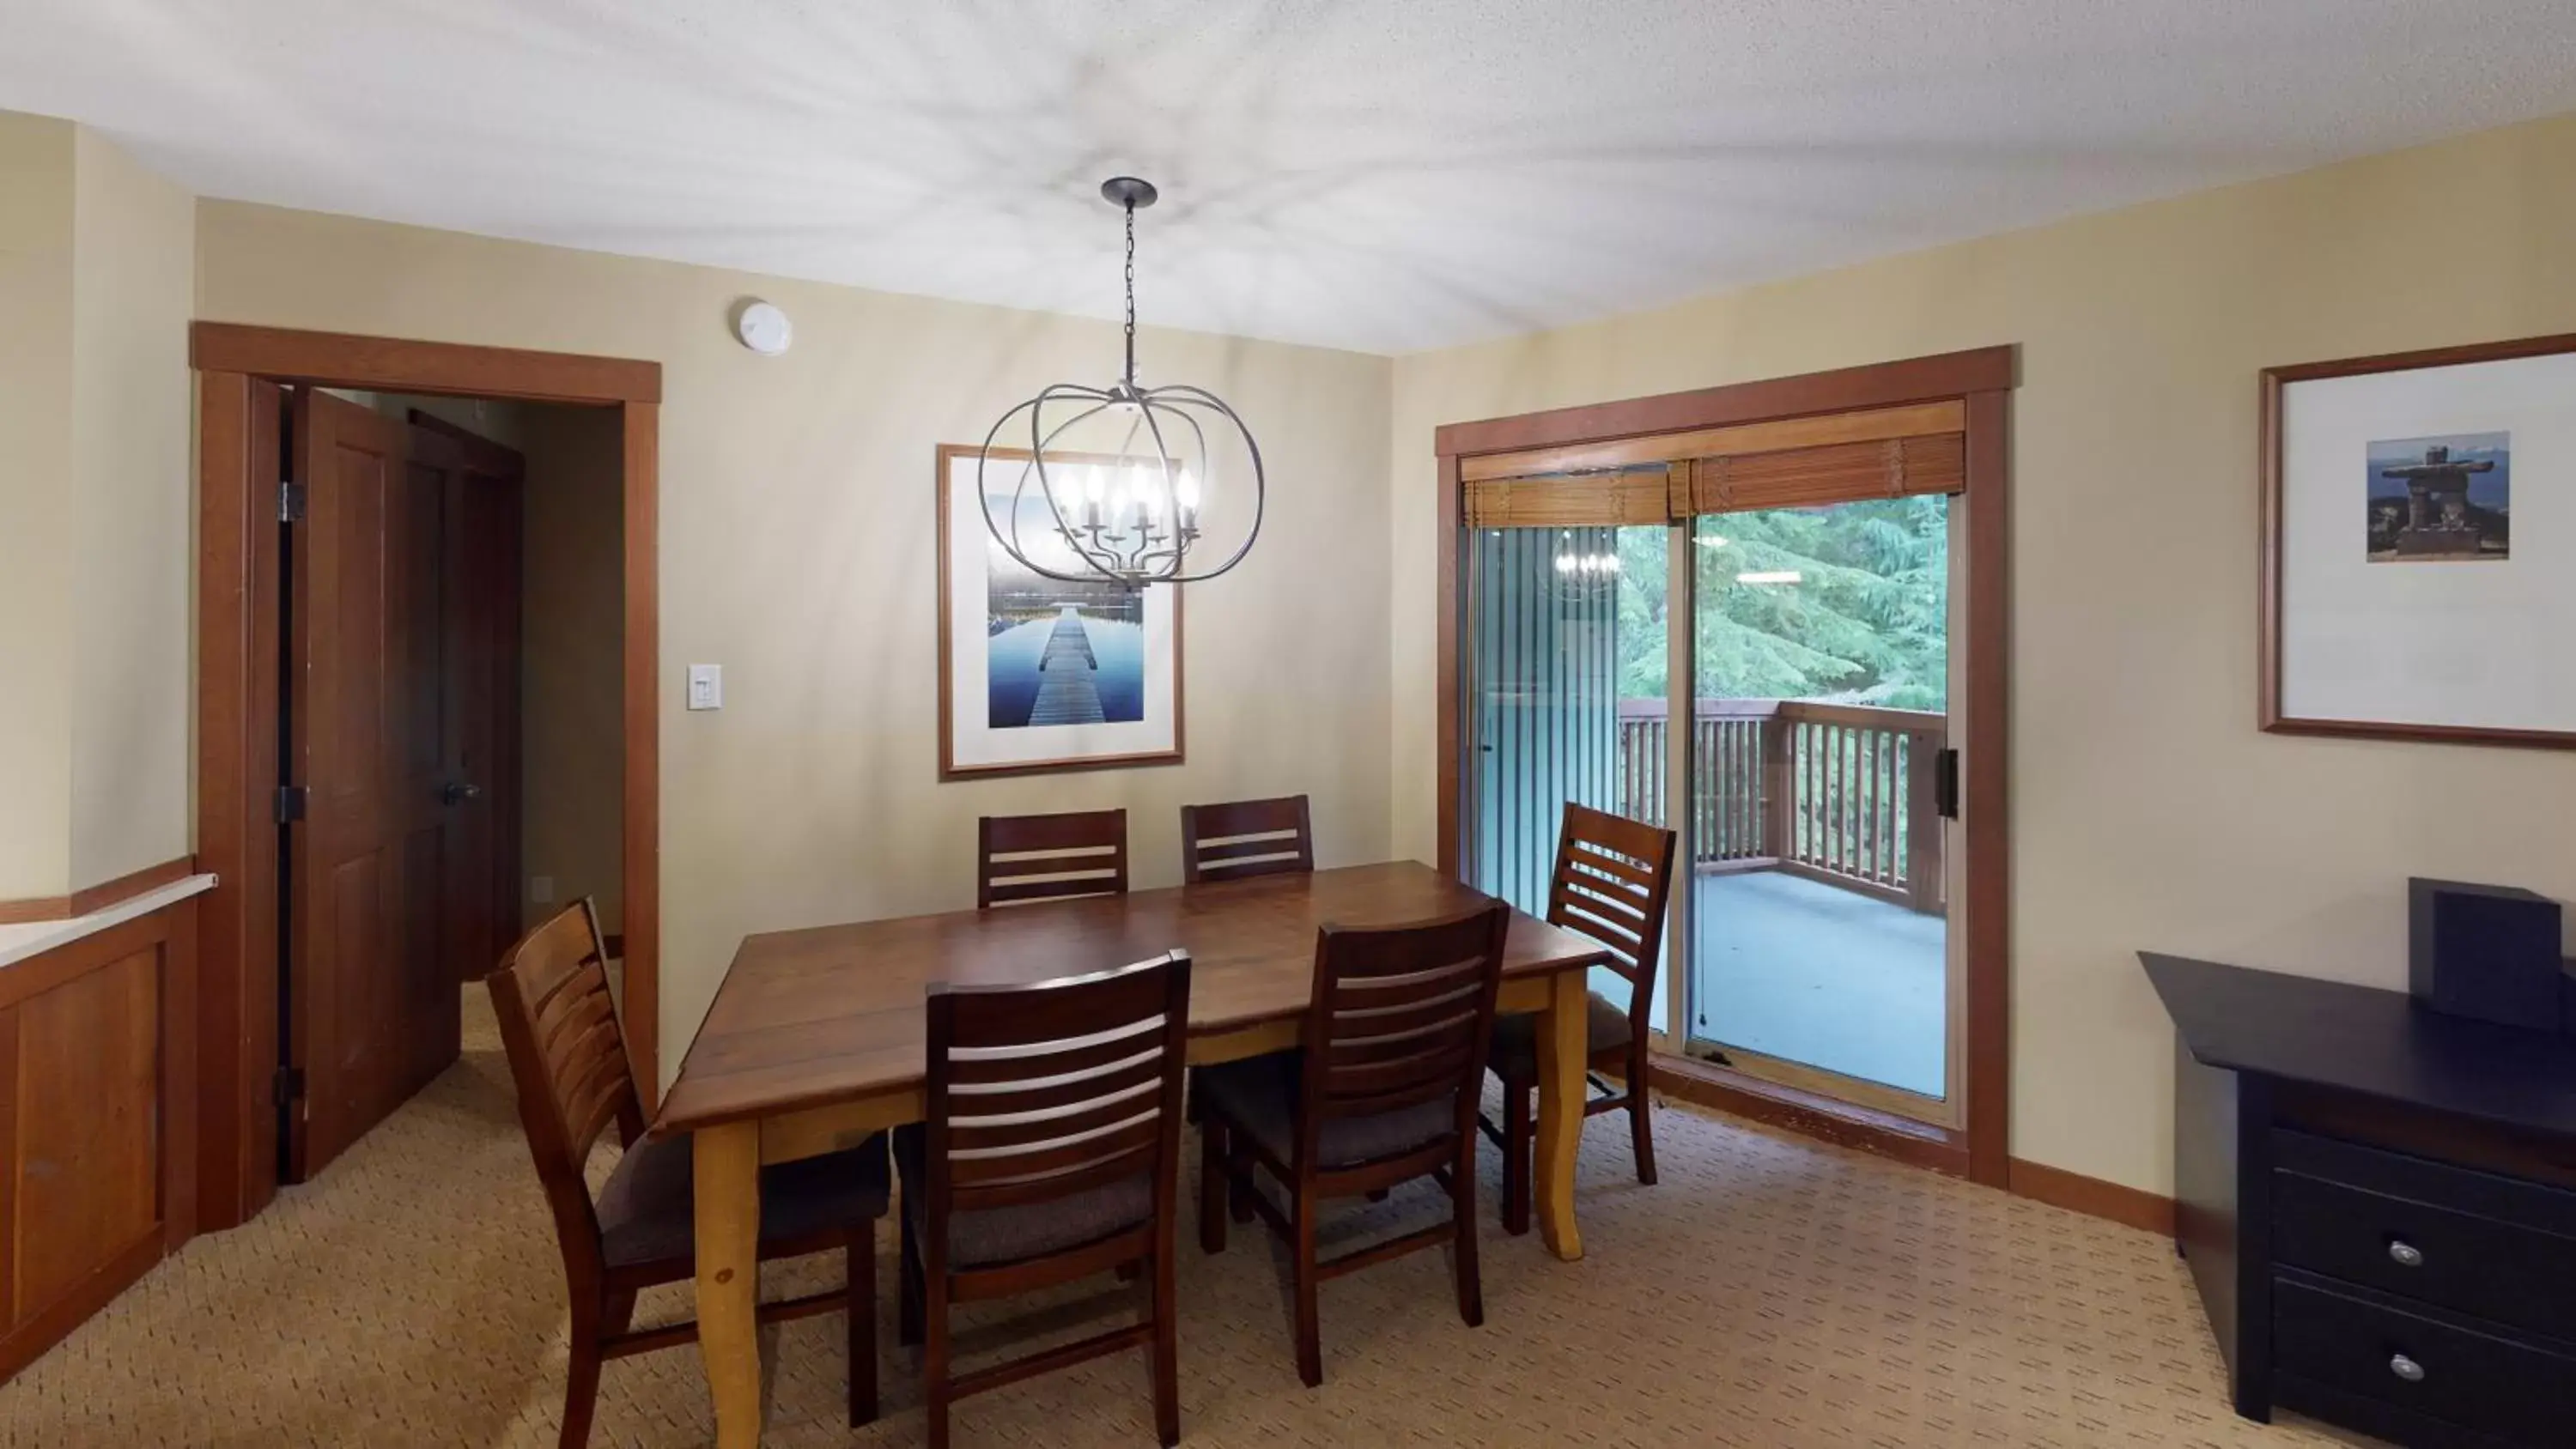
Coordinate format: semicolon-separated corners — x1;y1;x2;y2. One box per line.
1683;496;1959;1120
1459;449;1967;1121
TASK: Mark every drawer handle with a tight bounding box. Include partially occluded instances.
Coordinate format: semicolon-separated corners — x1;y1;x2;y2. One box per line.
2390;1353;2426;1384
2386;1240;2425;1269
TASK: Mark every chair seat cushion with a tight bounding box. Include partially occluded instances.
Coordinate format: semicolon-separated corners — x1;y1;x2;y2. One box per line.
1488;991;1631;1082
1195;1052;1456;1170
892;1125;1154;1270
597;1131;890;1270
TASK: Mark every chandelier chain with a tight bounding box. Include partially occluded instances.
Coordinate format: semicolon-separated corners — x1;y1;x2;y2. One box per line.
1121;199;1138;389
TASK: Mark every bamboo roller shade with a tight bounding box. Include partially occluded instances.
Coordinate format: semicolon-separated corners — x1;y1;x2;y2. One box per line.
1459;398;1966;528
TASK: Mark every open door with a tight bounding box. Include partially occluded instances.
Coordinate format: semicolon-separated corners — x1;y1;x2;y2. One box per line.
283;389;460;1179
410;413;526;993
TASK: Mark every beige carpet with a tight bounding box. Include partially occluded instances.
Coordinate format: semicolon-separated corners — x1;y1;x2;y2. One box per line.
1;995;2365;1449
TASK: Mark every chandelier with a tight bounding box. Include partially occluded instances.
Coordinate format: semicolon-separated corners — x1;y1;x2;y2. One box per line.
975;177;1264;587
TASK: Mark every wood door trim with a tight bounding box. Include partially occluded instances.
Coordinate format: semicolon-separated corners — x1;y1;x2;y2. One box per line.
1436;348;2015;1189
1649;1052;1971;1176
1433;345;2014;458
191;324;663;1228
191;323;661;404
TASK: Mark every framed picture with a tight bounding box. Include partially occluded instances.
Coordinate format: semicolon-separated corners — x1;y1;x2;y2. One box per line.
936;443;1185;779
2261;331;2576;749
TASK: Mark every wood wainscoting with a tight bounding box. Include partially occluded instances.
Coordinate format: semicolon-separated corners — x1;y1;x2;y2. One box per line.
0;899;197;1381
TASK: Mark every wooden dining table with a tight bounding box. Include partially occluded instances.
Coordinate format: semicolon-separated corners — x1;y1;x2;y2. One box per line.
653;860;1610;1446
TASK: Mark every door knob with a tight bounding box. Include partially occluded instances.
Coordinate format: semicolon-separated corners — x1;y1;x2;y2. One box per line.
440;781;483;805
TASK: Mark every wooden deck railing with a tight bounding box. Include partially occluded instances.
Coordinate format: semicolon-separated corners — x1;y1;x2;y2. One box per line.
1616;698;1946;915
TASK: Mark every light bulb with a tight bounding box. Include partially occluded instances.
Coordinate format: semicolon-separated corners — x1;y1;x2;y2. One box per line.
1175;467;1201;518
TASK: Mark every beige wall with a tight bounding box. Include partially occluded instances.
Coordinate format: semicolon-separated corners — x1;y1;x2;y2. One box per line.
68;126;197;887
1390;112;2576;1196
196;201;1396;1083
518;403;625;934
0;114;77;898
0;114;193;900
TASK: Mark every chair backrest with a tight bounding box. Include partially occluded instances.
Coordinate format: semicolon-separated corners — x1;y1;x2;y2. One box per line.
486;899;639;1276
1178;795;1314;885
921;951;1193;1266
977;809;1130;908
1297;903;1511;1170
1547;803;1679;1035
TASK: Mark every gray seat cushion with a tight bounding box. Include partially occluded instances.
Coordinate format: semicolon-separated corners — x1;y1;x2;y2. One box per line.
893;1125;1154;1270
596;1131;890;1270
1488;991;1631;1082
1196;1052;1456;1169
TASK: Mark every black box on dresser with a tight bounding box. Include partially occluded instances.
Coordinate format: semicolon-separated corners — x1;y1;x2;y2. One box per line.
2148;952;2576;1449
2408;877;2563;1032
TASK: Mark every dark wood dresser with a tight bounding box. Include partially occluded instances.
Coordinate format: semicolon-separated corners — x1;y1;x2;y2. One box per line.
2146;953;2576;1449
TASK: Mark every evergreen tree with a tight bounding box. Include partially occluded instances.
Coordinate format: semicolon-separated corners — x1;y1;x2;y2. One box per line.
1613;496;1947;709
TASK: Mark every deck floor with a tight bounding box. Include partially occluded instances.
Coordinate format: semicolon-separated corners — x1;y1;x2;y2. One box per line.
1686;869;1947;1098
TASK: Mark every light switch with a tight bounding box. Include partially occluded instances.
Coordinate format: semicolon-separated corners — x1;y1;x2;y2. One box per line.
530;876;555;904
688;664;723;711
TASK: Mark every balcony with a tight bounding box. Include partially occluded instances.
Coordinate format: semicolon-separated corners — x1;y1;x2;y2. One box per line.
1618;698;1948;1099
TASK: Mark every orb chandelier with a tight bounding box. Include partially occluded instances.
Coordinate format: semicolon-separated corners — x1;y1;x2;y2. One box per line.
975;177;1264;587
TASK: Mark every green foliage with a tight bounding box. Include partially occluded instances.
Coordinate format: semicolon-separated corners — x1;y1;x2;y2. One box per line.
1613;496;1948;708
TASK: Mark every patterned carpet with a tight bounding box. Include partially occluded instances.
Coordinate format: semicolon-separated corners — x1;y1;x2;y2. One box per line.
0;995;2366;1449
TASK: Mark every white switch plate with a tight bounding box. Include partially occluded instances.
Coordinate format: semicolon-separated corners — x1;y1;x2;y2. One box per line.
687;664;723;711
530;876;555;904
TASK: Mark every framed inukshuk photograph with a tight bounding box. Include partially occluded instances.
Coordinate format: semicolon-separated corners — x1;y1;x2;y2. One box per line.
2261;331;2576;748
937;443;1185;778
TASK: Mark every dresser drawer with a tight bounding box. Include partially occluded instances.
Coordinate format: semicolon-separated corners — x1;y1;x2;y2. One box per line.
2273;1276;2576;1446
2273;1131;2576;1341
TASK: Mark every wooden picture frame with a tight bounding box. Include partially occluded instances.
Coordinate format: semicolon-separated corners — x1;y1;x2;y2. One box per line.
935;443;1186;779
2260;331;2576;749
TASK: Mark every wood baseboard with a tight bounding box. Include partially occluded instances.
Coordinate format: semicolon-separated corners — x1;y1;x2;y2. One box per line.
2006;1156;2176;1235
0;856;195;925
1648;1056;2176;1236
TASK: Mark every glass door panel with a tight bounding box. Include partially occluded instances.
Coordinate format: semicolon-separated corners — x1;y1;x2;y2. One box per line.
1684;495;1955;1116
1467;522;1669;1031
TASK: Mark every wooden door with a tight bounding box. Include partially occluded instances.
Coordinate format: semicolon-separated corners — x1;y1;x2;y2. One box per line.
409;414;525;987
285;390;459;1180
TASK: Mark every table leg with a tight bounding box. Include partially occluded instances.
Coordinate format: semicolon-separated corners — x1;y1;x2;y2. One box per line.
1533;967;1587;1261
694;1119;764;1446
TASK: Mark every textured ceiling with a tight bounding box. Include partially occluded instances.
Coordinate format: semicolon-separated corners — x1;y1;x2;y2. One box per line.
6;1;2576;355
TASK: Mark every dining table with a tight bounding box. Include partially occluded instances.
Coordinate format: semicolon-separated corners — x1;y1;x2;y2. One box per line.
652;859;1612;1447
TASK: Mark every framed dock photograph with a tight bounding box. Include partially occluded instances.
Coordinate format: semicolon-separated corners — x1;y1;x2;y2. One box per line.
937;443;1185;778
2261;332;2576;749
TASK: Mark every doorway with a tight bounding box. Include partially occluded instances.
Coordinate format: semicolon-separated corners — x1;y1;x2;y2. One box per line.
191;325;661;1228
1438;349;2012;1183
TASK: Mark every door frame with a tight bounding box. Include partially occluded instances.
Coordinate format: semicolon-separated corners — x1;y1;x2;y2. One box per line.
1433;345;2014;1185
190;323;662;1230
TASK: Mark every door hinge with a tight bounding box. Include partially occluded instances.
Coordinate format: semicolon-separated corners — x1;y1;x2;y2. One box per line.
275;785;308;823
273;1065;305;1104
1934;747;1961;820
278;481;307;523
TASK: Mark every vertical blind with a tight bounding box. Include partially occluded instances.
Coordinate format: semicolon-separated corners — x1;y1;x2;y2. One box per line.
1468;525;1625;917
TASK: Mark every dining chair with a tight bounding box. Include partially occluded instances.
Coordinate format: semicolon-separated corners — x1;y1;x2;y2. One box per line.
977;809;1130;908
895;950;1194;1449
1195;902;1511;1387
487;900;890;1447
1177;794;1314;884
1483;803;1679;1235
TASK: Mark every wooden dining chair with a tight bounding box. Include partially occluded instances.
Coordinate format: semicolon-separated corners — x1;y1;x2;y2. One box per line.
1178;795;1314;884
976;809;1130;908
1483;803;1679;1236
487;900;890;1447
1196;902;1511;1387
895;950;1193;1449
